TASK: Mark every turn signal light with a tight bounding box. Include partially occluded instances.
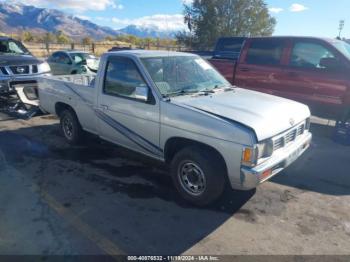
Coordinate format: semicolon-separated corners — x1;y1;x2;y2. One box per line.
261;169;272;180
242;148;252;163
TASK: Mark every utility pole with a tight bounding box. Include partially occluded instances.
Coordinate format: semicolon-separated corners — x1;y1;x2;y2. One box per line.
339;20;345;39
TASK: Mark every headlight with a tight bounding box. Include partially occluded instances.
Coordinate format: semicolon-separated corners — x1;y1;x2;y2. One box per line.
242;140;273;167
257;140;273;159
305;118;311;130
37;62;51;74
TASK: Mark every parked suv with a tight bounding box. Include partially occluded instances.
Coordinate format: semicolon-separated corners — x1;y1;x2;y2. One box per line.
0;37;51;94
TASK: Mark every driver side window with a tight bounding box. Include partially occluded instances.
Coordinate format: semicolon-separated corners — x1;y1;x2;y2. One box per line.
290;42;337;69
103;57;147;100
54;53;71;64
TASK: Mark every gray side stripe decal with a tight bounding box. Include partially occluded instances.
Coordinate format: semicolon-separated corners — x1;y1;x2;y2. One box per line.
61;82;162;156
62;83;92;105
95;109;163;156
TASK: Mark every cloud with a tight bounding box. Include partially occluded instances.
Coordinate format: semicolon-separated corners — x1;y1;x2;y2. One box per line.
181;0;193;5
269;7;284;14
112;14;186;31
13;0;119;12
75;15;90;20
289;3;308;12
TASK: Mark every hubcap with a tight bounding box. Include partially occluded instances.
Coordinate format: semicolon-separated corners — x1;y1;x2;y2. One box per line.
178;161;206;196
62;116;74;140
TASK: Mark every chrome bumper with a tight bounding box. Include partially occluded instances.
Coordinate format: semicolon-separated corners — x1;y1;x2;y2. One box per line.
240;132;312;190
0;74;51;93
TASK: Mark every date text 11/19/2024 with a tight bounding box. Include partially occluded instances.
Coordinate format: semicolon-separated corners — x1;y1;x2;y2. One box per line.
127;255;220;261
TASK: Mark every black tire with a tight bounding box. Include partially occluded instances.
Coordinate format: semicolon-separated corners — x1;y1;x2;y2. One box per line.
60;109;83;145
71;70;77;75
170;146;226;206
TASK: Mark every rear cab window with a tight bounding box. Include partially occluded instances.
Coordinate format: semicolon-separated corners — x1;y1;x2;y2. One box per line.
245;39;284;65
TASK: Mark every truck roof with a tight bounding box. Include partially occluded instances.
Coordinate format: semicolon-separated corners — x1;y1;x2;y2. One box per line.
249;36;337;43
107;50;197;58
0;36;12;41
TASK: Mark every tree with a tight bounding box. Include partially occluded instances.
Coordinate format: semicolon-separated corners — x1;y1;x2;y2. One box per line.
177;0;276;49
82;37;93;45
56;31;71;44
22;31;34;42
43;32;56;44
104;35;114;41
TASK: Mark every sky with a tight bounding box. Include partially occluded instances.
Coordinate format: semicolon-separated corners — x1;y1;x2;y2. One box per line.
10;0;350;38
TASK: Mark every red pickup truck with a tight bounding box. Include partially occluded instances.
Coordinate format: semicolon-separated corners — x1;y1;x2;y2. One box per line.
209;37;350;120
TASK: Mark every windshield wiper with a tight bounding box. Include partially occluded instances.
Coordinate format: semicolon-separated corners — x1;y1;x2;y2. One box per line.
166;89;200;97
212;85;235;92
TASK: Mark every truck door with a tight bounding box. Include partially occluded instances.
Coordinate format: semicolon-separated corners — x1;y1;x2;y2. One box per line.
235;38;286;95
281;39;349;117
96;56;162;158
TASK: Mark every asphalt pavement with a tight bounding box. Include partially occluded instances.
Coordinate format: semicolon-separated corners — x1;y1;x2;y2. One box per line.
0;113;349;257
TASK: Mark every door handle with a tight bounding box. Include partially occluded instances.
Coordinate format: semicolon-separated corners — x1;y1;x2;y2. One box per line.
240;67;250;72
100;105;108;111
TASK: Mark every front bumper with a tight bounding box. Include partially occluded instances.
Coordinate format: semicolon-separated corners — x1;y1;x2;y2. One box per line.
0;73;51;94
240;132;312;190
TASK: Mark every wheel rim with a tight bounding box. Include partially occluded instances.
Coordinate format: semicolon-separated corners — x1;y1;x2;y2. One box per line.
178;161;206;196
62;116;74;140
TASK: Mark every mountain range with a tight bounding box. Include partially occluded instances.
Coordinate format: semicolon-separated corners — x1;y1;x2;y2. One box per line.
0;2;178;40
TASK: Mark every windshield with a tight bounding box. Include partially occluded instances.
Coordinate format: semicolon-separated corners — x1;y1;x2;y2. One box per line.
141;56;230;96
332;40;350;60
0;39;30;55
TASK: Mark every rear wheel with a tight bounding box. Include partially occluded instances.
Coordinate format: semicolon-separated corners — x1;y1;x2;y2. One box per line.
60;109;83;144
170;146;226;206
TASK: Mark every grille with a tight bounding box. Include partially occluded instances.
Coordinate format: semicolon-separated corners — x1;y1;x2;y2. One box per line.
273;123;306;151
0;67;9;75
32;65;38;73
9;65;30;75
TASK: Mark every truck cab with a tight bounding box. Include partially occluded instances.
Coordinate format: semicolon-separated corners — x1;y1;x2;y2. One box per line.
234;37;350;119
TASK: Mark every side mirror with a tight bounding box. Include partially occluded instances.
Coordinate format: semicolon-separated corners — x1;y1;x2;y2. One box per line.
134;86;149;101
320;57;340;69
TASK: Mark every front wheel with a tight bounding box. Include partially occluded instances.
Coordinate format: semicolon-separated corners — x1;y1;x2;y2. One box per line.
60;109;83;145
171;146;226;206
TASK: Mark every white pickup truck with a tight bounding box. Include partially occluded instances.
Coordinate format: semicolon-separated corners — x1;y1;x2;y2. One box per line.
34;50;312;206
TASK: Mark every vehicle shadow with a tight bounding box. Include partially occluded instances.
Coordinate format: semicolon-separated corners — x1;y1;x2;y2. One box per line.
271;122;350;196
0;123;255;255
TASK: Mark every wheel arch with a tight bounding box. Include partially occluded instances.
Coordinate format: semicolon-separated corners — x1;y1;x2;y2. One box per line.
55;102;75;117
164;137;228;175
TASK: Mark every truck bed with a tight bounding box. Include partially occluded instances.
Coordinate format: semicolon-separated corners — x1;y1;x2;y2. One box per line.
208;58;236;84
45;74;95;86
37;74;96;118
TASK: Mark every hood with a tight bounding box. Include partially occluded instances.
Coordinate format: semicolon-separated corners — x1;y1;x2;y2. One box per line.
172;88;310;141
0;54;42;66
